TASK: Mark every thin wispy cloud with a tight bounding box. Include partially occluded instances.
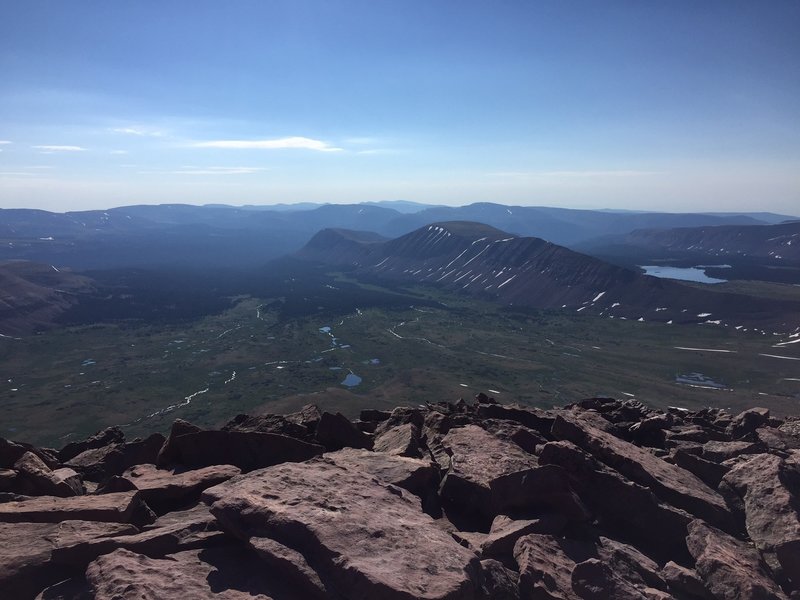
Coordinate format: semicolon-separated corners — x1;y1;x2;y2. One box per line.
487;170;661;179
192;136;342;152
0;140;11;145
138;166;266;176
110;127;164;137
110;150;128;155
33;145;86;153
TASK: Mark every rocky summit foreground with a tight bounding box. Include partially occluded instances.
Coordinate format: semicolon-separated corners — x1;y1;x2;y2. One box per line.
2;396;800;599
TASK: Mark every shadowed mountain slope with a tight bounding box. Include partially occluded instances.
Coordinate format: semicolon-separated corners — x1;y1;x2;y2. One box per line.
297;222;800;329
0;260;94;336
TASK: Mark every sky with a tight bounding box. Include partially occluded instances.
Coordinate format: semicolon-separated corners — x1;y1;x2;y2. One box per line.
0;1;798;214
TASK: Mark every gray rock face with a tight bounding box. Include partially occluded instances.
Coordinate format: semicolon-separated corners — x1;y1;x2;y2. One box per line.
204;458;480;600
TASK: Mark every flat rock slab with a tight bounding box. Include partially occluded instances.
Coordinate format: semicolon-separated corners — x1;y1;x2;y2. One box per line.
204;458;480;600
0;490;149;524
85;547;298;599
439;425;539;519
0;520;136;598
687;520;788;600
120;463;240;511
51;503;225;567
553;414;733;529
324;447;439;500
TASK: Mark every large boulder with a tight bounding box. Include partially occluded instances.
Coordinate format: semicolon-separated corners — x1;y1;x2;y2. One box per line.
85;546;296;599
315;411;373;451
324;448;440;503
686;520;789;600
51;503;226;567
58;426;125;463
113;463;240;513
13;451;83;497
514;534;595;600
157;420;324;471
721;452;800;586
65;432;165;482
0;520;136;598
552;414;734;530
538;441;692;563
438;425;539;521
203;458;481;599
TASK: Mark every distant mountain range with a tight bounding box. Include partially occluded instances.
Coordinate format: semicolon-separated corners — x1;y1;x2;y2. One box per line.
296;222;800;330
579;221;800;284
0;202;795;270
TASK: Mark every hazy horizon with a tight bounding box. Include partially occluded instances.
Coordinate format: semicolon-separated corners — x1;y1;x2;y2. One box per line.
1;1;798;213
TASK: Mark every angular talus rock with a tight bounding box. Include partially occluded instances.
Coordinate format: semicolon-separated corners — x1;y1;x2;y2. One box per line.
0;490;154;526
204;458;481;600
157;419;324;471
721;452;800;586
438;424;539;521
686;519;788;600
552;414;734;530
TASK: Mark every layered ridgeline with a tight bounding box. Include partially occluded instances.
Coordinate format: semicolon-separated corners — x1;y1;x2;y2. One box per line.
593;220;800;263
297;221;800;329
2;396;800;598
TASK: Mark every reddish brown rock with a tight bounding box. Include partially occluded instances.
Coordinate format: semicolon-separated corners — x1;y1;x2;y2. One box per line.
315;411;373;450
117;463;240;512
85;546;297;599
204;458;481;600
477;558;520;600
14;451;83;497
721;452;800;584
552;414;734;530
538;441;692;563
58;426;125;463
51;503;226;567
488;466;589;521
0;520;136;598
701;440;762;463
571;558;652;600
438;424;539;520
0;490;154;525
373;422;423;457
481;514;567;558
478;419;548;454
514;533;594;600
324;447;439;502
727;407;770;439
64;432;164;482
157;420;324;471
474;404;556;436
661;561;711;599
669;448;729;488
686;520;789;600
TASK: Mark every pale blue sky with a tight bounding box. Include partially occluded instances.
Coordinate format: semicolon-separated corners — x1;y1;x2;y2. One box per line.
1;1;798;213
